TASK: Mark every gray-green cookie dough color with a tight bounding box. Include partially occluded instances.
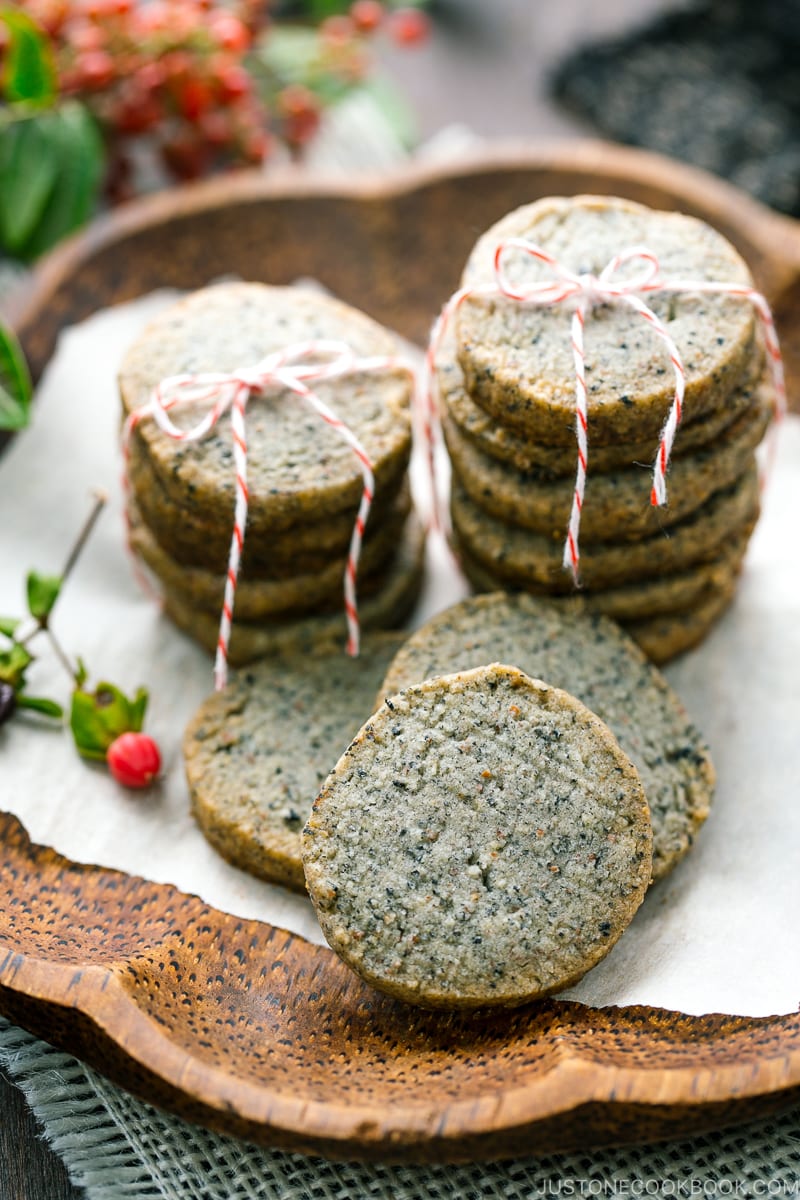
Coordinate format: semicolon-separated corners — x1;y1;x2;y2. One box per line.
183;634;407;891
163;514;426;664
456;195;757;445
302;663;652;1009
439;352;767;478
377;594;716;882
450;463;759;591
444;395;769;543
127;496;406;620
119;282;412;531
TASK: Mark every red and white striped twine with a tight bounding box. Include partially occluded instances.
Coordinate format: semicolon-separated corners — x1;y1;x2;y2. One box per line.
426;240;786;582
122;340;415;690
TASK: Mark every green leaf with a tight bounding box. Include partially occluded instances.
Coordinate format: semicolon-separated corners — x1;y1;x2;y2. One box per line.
69;681;150;760
0;642;33;688
0;115;60;251
16;693;63;719
0;321;32;431
75;656;88;689
26;571;62;622
0;617;20;638
128;687;149;733
0;8;57;104
11;102;105;261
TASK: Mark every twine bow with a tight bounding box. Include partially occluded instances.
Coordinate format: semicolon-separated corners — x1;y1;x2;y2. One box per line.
123;339;413;690
426;239;786;580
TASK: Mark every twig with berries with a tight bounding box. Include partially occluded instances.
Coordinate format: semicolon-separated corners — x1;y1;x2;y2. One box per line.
1;490;162;789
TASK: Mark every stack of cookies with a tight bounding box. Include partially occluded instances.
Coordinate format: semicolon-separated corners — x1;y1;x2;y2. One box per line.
119;283;424;664
440;195;774;663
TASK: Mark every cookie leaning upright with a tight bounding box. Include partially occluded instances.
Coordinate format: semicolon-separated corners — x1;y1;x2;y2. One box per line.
183;633;407;891
376;593;716;884
302;663;653;1009
119;283;422;666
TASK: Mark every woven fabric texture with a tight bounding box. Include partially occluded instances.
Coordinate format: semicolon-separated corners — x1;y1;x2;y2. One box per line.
1;1019;798;1200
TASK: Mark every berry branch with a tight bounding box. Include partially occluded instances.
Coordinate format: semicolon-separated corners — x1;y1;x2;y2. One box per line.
1;490;162;789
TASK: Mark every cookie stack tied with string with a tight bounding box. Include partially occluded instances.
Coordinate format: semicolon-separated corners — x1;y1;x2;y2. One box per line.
434;195;784;663
119;282;423;685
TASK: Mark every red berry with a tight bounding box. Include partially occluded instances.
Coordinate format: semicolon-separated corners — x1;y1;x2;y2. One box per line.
279;84;321;147
209;11;250;52
107;732;161;789
214;62;251;101
77;49;116;89
350;0;383;33
70;20;107;52
177;77;214;120
386;6;430;45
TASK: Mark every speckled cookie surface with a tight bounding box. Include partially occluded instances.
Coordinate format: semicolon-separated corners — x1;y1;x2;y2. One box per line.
162;514;426;664
302;663;652;1009
127;436;410;576
183;634;407;891
456;195;757;444
451;463;759;590
444;396;768;542
623;579;739;664
120;282;412;530
440;353;766;477
457;531;748;623
127;497;409;620
377;594;716;882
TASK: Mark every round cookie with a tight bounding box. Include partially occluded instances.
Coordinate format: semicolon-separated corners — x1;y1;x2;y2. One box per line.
444;398;768;543
623;580;739;664
376;593;716;883
456;531;748;623
128;497;410;620
120;282;413;532
183;634;408;891
450;463;760;591
162;515;426;665
302;663;652;1009
438;351;766;478
455;195;757;445
127;436;411;577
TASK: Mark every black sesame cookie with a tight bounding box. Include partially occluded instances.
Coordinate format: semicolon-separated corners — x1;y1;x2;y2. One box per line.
450;462;759;591
439;352;766;478
162;514;426;664
127;497;409;621
455;195;757;445
377;593;716;882
302;662;652;1009
456;530;748;625
126;437;411;577
183;634;407;891
444;397;768;543
622;579;739;664
119;282;413;532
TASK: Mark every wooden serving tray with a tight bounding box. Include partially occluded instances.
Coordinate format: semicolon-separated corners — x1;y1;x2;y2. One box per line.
2;141;800;1163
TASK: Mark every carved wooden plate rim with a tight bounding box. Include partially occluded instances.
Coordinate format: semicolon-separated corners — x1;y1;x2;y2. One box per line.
2;142;800;1161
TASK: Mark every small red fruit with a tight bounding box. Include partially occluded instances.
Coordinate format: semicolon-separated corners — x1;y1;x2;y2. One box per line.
387;6;430;45
350;0;384;33
209;12;251;52
107;732;161;789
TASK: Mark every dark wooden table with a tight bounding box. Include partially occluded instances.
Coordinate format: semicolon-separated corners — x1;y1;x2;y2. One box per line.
0;3;677;1195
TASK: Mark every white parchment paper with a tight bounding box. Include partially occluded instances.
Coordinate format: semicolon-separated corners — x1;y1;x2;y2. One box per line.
0;294;798;1017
